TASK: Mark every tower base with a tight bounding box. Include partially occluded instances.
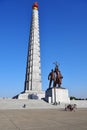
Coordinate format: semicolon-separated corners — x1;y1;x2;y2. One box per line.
45;87;70;104
18;91;45;100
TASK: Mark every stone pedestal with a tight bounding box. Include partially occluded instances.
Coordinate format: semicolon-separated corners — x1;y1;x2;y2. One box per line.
18;91;45;100
45;87;70;104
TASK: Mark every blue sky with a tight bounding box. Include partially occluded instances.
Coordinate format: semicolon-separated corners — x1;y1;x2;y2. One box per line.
0;0;87;98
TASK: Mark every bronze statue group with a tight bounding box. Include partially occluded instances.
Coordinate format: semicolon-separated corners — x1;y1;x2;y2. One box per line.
48;63;77;111
48;64;63;89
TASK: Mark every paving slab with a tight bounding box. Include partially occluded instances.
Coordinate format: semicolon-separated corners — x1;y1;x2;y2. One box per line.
0;109;87;130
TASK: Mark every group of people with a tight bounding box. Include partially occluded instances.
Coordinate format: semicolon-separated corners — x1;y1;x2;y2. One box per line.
48;64;63;89
65;104;77;111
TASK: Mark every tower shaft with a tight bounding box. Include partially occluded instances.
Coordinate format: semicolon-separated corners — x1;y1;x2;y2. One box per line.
24;2;42;92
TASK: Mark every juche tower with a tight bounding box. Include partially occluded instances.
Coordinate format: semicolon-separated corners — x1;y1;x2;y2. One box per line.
25;2;41;92
18;2;45;99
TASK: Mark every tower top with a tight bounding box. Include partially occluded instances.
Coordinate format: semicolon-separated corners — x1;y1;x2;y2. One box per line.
32;2;38;10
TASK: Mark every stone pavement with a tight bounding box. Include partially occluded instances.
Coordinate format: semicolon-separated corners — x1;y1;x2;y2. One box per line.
0;109;87;130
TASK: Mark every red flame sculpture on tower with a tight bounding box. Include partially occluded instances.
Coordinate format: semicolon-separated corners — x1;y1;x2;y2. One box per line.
32;2;38;10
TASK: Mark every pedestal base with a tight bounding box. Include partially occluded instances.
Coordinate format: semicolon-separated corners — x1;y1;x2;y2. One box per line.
18;91;45;100
45;87;70;104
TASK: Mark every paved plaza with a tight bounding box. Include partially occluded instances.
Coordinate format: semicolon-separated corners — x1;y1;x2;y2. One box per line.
0;109;87;130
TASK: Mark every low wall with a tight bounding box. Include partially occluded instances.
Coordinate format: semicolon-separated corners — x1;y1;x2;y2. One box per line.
0;99;87;109
70;100;87;108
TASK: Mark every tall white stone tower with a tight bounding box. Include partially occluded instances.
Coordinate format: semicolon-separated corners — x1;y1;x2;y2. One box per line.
25;2;41;92
18;2;45;99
